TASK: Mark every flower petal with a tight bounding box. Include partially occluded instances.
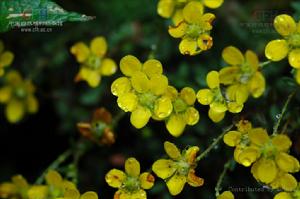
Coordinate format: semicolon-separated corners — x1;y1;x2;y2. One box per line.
248;72;265;98
274;192;292;199
182;1;204;23
265;39;289;61
274;14;297;36
111;77;132;96
27;96;38;113
185;146;199;164
0;51;14;68
187;169;204;187
139;172;155;190
101;58;117;76
223;131;242;147
152;159;176;179
117;92;138;112
166;173;186;196
248;128;269;146
149;74;168;95
154;96;173;119
166;114;186;137
168;22;188;38
272;134;292;152
164;141;181;160
217;191;234;199
288;49;300;68
0;86;12;103
275;152;300;173
120;55;142;76
203;0;224;9
70;42;90;63
279;173;298;192
208;108;225;123
90;36;107;57
130;106;151;129
125;157;140;177
180;87;196;105
81;191;98;199
142;59;163;77
196;89;213;105
245;50;259;71
222;46;244;65
105;169;126;188
157;0;175;18
5;99;24;123
184;107;199;125
206;71;220;89
179;38;198;56
219;66;239;85
256;159;277;183
131;71;150;93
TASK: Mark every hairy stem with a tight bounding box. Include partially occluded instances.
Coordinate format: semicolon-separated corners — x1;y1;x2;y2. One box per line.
215;159;232;196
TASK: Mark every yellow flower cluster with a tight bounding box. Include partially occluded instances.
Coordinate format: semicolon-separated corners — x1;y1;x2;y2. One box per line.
0;40;14;76
152;141;204;196
0;170;98;199
111;55;199;137
0;70;38;123
217;191;234;199
105;157;155;199
274;183;300;199
197;46;265;122
223;120;300;191
265;14;300;85
70;36;117;88
157;0;223;55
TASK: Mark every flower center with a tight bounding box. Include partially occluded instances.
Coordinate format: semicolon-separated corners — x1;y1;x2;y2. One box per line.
86;55;102;70
176;159;190;176
288;33;300;48
173;98;188;113
123;176;140;193
91;121;107;138
239;63;254;84
138;92;158;110
186;24;204;39
261;141;277;158
14;87;27;99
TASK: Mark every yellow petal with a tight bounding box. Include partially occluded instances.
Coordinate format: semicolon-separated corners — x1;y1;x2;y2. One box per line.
164;141;181;160
206;71;220;89
185;146;199;164
90;36;107;57
288;49;300;68
27;96;38;113
152;159;176;179
0;51;14;67
275;152;300;173
154;96;173;119
222;46;244;65
256;159;277;183
111;77;132;96
149;74;168;95
180;87;196;105
219;66;239;85
6;70;22;85
168;22;188;38
131;71;150;93
237;147;259;167
208;108;225;122
11;175;28;187
274;14;297;36
105;169;126;188
157;0;175;18
6;99;25;123
125;157;140;177
274;192;292;199
227;102;243;113
164;86;178;101
197;34;213;51
45;170;62;187
117;92;138;112
0;86;12;103
226;84;249;104
295;69;300;85
203;0;224;9
217;191;234;199
184;107;199;125
130;106;151;129
64;188;80;198
166;114;186;137
196;89;213;105
279;173;297;191
245;50;259;71
120;55;142;76
142;59;163;77
101;58;117;76
265;39;289;61
223;131;242;147
28;185;48;199
187;169;204;187
210;101;227;113
70;42;90;63
248;72;265;98
0;183;16;198
139;172;155;190
78;67;101;87
172;9;184;25
182;1;204;23
248;128;269;146
166;173;186;196
272;134;292;152
179;38;198;56
81;191;98;199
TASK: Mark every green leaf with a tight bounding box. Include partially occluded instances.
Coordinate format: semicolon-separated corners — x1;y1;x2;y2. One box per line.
0;0;93;32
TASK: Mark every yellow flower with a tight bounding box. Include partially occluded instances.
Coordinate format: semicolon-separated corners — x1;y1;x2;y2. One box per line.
295;69;300;85
168;1;215;55
111;55;173;129
196;71;243;123
165;87;200;137
56;188;98;199
152;141;204;196
0;175;29;199
0;70;38;123
71;36;117;87
274;183;300;199
220;46;266;99
265;14;300;68
105;157;155;199
0;40;14;76
157;0;223;24
217;191;234;199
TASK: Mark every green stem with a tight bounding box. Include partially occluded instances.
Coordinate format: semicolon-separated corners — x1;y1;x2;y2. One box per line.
215;159;232;196
259;60;271;68
196;124;233;162
112;111;126;129
273;91;296;135
35;149;72;184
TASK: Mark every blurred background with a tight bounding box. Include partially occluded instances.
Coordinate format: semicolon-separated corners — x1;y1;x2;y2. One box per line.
1;0;300;198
